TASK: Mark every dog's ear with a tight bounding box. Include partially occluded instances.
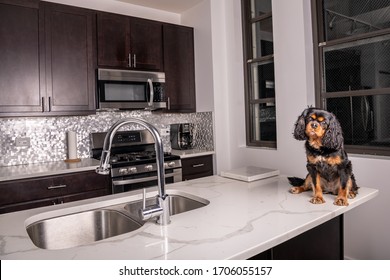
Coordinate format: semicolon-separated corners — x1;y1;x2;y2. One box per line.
293;108;310;140
322;113;344;150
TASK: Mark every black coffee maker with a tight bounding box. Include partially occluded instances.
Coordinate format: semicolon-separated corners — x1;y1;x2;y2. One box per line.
170;123;193;150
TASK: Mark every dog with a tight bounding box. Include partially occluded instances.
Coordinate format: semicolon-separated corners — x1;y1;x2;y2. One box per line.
288;107;358;206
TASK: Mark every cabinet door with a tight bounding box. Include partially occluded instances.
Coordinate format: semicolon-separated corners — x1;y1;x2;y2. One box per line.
97;12;130;68
0;0;44;115
163;24;196;112
43;2;96;114
97;13;163;71
130;17;163;71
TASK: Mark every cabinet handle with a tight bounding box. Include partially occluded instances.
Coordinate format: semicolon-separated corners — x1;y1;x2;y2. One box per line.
48;97;52;112
128;53;132;67
133;54;136;68
47;184;67;190
167;97;171;110
41;97;45;112
192;164;205;168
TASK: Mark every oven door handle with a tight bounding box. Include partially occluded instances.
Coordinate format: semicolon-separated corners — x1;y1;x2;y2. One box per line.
112;172;177;186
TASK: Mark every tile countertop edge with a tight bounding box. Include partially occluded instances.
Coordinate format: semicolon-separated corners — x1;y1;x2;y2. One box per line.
0;158;100;182
0;175;379;260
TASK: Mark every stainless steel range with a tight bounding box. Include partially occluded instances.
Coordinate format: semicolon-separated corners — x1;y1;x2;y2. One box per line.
91;130;182;194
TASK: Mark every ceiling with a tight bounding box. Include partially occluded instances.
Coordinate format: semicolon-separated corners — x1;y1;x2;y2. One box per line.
116;0;204;13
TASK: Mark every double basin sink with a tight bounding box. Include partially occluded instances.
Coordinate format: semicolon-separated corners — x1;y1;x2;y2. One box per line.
26;190;209;250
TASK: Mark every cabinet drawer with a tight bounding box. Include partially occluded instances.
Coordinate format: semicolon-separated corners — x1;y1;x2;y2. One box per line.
0;177;63;206
52;171;110;195
0;170;111;213
182;155;213;180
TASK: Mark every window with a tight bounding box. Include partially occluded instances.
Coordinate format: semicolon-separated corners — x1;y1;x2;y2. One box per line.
241;0;276;148
313;0;390;156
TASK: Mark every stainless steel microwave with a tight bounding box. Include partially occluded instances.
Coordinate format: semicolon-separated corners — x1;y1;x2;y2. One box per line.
97;68;166;110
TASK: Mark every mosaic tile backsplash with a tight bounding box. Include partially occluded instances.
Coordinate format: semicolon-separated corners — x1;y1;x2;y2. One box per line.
0;111;214;167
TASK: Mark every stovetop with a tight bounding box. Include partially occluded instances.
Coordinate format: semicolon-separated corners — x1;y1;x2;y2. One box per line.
98;151;180;168
90;130;181;171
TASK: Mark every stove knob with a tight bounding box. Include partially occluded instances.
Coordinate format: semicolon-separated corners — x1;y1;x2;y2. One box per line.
119;168;128;175
128;167;137;174
145;164;153;171
167;161;176;168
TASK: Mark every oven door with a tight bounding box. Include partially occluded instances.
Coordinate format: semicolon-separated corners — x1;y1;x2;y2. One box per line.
111;168;182;194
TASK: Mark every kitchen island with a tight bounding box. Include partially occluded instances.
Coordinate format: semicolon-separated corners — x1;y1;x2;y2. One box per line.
0;175;378;259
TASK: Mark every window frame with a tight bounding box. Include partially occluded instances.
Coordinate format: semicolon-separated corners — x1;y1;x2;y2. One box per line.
241;0;276;148
311;0;390;156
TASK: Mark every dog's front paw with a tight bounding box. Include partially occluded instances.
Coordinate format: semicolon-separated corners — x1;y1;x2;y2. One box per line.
310;196;325;204
290;187;302;194
334;197;349;206
348;191;357;199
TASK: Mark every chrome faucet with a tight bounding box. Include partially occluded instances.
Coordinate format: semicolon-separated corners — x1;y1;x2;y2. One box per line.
96;118;170;225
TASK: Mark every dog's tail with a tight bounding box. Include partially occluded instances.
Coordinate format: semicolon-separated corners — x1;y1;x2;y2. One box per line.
287;177;305;186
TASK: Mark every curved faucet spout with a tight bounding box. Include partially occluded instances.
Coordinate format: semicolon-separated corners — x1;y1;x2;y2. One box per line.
96;118;170;225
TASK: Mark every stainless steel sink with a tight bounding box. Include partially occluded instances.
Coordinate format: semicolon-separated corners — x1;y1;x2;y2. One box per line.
26;191;209;250
124;193;210;217
26;209;143;250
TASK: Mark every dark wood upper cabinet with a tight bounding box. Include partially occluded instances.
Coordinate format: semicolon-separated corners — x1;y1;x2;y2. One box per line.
0;2;196;116
163;24;196;112
0;0;44;115
130;17;163;71
0;0;96;117
42;2;96;114
97;12;163;71
96;12;129;68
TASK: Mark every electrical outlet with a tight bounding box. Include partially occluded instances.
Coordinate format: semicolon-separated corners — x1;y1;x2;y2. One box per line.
159;128;170;136
15;137;31;147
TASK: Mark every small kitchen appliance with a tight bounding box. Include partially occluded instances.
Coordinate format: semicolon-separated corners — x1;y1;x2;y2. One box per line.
97;68;166;110
91;130;182;194
170;123;193;150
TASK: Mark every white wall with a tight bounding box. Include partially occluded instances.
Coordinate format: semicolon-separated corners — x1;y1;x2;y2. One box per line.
181;1;214;113
207;0;390;259
44;0;180;23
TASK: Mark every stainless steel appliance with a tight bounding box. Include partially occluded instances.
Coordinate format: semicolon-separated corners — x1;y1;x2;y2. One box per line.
97;68;166;110
170;123;193;150
91;130;182;194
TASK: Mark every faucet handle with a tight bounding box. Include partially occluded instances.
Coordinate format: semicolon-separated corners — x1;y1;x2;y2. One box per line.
142;188;146;208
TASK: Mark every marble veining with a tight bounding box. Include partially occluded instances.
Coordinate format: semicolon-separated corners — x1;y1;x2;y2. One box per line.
0;175;378;260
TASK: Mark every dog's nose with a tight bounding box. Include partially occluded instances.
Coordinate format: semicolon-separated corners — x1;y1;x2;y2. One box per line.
311;122;318;129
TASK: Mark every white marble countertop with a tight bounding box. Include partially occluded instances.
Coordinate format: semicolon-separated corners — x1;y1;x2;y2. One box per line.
0;175;378;260
170;149;215;158
0;159;100;182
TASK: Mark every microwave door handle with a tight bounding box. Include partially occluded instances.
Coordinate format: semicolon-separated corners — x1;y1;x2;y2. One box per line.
147;78;154;107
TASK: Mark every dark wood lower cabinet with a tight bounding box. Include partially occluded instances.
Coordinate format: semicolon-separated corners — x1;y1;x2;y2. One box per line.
182;155;214;181
0;170;111;214
249;215;344;260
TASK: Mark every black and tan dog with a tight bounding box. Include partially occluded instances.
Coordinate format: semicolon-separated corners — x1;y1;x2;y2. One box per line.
288;107;358;206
